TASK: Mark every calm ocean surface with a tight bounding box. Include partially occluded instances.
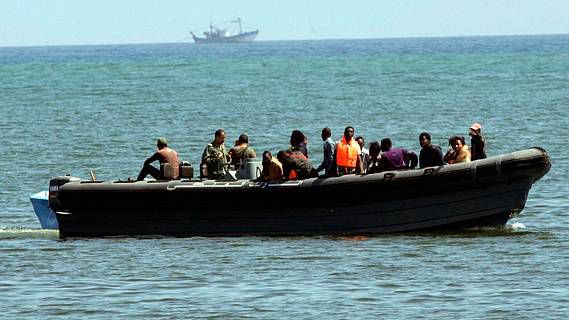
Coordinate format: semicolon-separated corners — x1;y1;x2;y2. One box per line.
1;35;568;319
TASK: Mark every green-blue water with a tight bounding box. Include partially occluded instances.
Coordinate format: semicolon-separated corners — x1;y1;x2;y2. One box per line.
1;35;568;318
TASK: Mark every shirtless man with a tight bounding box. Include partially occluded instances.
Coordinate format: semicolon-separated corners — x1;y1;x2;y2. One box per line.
136;137;180;181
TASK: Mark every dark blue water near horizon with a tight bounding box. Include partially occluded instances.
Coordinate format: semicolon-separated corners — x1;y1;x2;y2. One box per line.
1;35;568;319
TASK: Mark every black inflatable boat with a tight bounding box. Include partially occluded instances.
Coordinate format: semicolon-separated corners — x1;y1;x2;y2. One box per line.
46;148;550;238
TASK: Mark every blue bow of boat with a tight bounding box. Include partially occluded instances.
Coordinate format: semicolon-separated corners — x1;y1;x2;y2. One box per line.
29;191;59;230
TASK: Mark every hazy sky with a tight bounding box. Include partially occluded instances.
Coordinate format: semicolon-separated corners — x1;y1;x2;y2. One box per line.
1;0;568;46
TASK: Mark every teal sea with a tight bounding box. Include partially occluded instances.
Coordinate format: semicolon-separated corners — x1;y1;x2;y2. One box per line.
1;35;568;318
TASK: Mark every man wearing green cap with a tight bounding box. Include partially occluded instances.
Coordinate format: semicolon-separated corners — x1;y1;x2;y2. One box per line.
136;137;180;181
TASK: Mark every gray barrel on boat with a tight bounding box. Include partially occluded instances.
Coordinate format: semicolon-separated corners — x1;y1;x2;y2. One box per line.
236;158;262;180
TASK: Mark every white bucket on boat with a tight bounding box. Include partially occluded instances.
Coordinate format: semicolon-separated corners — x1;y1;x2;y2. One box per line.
236;158;262;180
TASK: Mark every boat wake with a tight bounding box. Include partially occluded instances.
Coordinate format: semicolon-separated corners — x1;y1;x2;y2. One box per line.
0;226;58;240
459;222;528;235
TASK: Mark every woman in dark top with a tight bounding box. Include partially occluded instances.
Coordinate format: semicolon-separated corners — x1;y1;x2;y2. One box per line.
290;130;308;157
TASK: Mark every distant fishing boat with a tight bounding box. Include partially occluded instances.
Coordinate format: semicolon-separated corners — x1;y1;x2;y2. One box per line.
191;17;259;44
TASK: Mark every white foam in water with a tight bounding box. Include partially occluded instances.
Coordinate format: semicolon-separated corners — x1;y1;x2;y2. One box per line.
507;222;526;231
0;226;59;239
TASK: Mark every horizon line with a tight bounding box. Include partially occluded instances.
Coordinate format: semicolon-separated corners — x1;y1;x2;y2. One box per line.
1;32;568;49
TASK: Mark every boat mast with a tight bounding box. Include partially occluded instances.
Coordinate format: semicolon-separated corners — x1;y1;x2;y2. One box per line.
236;17;242;35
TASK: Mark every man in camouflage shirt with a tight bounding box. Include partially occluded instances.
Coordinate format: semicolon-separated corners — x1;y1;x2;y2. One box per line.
201;129;230;179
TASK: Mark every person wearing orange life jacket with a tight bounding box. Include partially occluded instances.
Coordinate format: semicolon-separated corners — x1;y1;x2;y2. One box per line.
335;126;364;175
136;137;180;181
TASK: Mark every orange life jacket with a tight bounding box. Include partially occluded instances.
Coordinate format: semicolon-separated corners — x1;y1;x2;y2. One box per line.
336;136;360;168
288;170;298;180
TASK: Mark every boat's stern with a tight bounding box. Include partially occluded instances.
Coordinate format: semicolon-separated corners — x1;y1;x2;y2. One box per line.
30;176;82;230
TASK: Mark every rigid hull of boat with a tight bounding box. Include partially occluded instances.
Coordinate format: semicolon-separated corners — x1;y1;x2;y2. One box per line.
52;148;550;238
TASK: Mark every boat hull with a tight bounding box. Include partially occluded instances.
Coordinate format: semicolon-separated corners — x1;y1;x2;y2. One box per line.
30;191;59;230
52;148;550;238
192;30;258;44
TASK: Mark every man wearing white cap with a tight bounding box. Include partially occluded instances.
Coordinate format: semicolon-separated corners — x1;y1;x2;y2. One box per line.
469;123;487;160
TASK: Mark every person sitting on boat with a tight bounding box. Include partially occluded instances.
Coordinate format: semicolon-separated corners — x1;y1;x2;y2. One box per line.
377;138;418;171
444;136;471;164
469;123;487;161
261;151;283;181
355;135;370;174
229;133;256;168
136;137;180;181
315;127;336;177
419;132;444;168
367;141;383;174
335;126;364;175
290;130;309;158
201;129;231;179
277;150;315;180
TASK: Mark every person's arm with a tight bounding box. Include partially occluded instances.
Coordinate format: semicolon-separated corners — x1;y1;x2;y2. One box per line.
356;154;364;174
435;147;444;165
332;143;339;169
201;146;210;164
403;149;418;169
220;145;230;163
315;149;326;172
282;167;291;180
144;152;161;166
444;149;455;164
228;147;236;162
316;142;332;172
354;143;364;174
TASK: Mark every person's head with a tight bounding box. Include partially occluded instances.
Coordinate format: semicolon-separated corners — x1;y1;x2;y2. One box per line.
380;138;392;152
157;137;168;149
290;130;305;146
321;127;331;141
469;123;482;137
276;150;289;163
344;126;355;141
369;141;381;159
355;136;365;149
419;132;432;148
237;133;249;145
449;136;465;151
214;129;226;145
262;150;272;163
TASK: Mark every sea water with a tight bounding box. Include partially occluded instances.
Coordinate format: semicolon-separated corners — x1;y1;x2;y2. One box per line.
1;35;568;318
